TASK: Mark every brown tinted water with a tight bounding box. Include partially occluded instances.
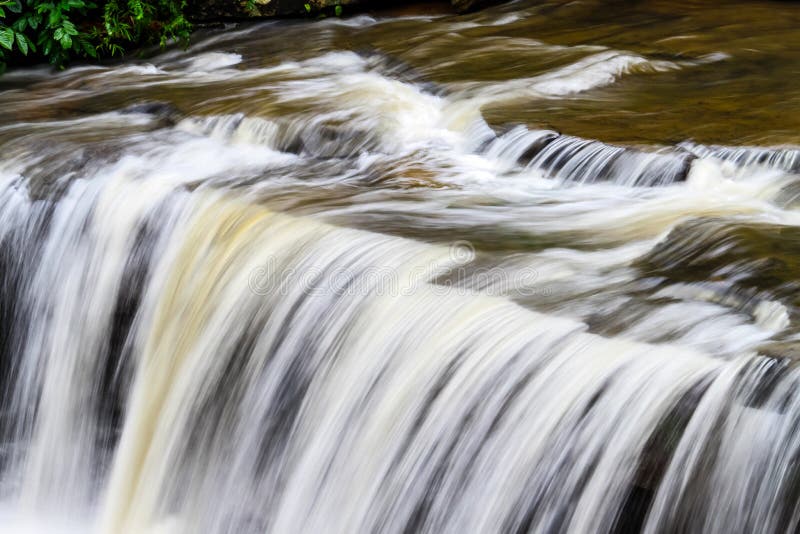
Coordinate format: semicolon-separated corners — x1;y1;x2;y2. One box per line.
4;0;800;145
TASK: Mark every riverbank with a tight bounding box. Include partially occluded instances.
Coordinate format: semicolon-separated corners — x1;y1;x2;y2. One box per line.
187;0;503;21
0;0;506;74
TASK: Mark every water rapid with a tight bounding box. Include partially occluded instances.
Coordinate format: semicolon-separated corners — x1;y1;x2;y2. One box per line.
2;1;800;532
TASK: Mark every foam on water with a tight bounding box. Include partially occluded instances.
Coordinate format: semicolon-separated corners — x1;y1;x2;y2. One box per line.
184;52;243;72
529;51;677;97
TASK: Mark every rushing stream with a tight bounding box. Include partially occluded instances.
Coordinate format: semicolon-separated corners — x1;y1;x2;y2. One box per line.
2;0;800;532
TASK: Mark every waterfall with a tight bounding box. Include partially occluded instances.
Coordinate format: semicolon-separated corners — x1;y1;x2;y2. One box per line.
3;2;800;532
0;166;798;533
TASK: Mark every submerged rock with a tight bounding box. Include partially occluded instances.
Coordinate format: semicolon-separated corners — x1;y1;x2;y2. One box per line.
637;218;800;328
120;101;183;127
639;218;800;295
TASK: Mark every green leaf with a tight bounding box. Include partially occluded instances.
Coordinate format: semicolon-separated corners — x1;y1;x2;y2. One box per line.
303;3;310;12
129;0;143;19
15;31;28;55
28;14;41;30
7;0;21;13
12;17;27;32
80;37;95;57
62;19;78;35
0;7;5;16
334;4;342;16
0;28;14;51
59;33;71;49
53;27;63;40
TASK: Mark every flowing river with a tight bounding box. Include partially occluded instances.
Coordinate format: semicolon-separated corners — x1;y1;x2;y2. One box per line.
2;0;800;532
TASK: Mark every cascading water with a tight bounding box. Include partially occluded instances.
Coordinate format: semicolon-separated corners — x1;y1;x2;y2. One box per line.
3;0;800;532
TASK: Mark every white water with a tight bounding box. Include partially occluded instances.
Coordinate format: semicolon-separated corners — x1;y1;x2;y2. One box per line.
2;3;800;534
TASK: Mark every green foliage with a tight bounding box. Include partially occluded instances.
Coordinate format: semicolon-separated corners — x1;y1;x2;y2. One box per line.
0;0;190;72
100;0;189;50
303;2;344;19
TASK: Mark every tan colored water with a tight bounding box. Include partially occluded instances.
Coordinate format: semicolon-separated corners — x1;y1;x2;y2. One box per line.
3;0;800;145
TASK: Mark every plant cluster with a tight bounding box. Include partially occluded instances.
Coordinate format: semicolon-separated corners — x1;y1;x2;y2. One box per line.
0;0;190;73
304;3;343;17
